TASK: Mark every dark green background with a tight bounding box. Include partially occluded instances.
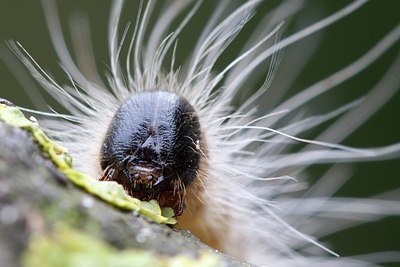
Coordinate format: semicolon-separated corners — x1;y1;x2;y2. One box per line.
0;0;399;264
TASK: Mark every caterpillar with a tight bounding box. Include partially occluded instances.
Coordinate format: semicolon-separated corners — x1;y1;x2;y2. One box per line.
2;0;400;266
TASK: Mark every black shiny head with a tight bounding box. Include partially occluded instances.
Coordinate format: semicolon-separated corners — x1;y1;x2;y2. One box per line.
99;91;202;215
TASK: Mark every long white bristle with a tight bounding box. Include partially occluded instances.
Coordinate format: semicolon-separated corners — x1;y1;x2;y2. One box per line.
4;0;400;266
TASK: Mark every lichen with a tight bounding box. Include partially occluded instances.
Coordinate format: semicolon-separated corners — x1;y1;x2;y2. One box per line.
0;104;176;224
22;225;220;267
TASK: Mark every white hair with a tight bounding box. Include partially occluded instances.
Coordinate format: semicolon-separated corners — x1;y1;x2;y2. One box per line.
6;0;400;265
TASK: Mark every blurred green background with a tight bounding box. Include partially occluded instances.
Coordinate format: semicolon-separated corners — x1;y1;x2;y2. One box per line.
0;0;399;264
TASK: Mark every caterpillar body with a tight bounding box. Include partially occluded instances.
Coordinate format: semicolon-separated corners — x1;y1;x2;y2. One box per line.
2;0;400;266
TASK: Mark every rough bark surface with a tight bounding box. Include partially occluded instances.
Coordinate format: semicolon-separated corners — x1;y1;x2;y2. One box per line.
0;121;248;267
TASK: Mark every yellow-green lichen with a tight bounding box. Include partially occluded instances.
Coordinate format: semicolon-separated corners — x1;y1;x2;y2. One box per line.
22;225;220;267
0;104;176;224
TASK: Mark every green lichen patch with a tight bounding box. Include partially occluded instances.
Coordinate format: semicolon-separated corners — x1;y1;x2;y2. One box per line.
140;200;177;225
0;104;176;224
22;225;220;267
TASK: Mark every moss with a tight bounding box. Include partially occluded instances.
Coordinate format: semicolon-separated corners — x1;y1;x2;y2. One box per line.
22;225;220;267
0;104;176;225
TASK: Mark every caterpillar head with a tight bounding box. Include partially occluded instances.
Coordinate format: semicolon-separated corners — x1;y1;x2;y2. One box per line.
99;91;202;216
